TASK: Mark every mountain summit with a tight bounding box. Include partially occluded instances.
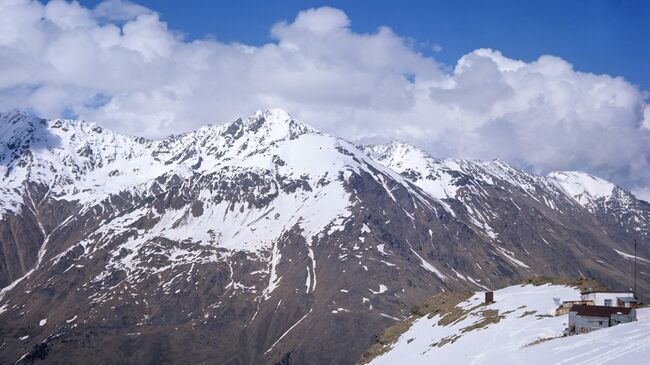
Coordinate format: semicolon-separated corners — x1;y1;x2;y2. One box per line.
0;110;648;364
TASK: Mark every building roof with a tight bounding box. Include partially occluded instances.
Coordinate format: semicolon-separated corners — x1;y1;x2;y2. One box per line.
569;305;633;317
617;297;639;303
580;290;634;295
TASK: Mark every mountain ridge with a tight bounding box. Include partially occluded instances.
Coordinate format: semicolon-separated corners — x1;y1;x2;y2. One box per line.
0;109;648;365
2;109;644;209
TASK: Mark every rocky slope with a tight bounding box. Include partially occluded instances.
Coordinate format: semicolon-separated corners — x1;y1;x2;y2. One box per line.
364;142;649;292
0;110;648;364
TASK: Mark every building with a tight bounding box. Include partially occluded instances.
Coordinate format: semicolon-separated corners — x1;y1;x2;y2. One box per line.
568;304;636;334
617;296;639;308
555;300;594;316
580;290;636;307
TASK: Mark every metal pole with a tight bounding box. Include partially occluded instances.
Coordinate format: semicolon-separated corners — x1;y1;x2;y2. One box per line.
634;239;637;299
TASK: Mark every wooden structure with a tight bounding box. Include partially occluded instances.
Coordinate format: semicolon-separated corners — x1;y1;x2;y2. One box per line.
485;291;494;304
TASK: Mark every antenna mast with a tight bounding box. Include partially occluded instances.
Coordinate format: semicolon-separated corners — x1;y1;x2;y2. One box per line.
634;239;637;299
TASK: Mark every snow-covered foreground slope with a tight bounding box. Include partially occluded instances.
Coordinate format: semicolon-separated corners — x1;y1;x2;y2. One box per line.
367;284;650;365
515;310;650;365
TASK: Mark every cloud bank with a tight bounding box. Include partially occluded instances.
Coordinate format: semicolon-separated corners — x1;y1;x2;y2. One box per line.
1;0;649;198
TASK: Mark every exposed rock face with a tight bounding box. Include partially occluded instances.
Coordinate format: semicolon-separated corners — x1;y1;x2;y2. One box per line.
0;110;647;364
364;142;650;292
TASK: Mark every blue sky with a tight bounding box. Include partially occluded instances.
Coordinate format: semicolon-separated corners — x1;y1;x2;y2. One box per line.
77;0;650;91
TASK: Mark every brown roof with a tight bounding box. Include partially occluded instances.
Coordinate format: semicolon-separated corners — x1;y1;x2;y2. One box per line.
569;305;633;317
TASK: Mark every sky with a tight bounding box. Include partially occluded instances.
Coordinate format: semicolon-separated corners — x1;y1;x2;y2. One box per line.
78;0;650;92
1;0;650;198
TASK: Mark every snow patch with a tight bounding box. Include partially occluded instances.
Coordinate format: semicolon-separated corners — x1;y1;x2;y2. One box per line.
409;247;447;280
615;249;650;264
370;284;388;295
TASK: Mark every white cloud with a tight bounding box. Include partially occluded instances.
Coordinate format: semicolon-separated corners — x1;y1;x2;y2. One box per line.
0;0;649;197
633;186;650;203
643;105;650;130
92;0;152;22
277;6;350;35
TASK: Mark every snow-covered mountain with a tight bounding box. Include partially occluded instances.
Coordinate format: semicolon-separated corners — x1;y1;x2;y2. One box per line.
364;140;649;276
548;171;618;209
0;110;648;364
361;282;650;364
365;141;649;233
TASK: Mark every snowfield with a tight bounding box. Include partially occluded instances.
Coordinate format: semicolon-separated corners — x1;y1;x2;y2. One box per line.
514;312;650;364
369;284;650;365
548;171;617;211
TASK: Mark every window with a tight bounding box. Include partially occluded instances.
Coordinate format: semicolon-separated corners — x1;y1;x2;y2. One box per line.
604;299;612;307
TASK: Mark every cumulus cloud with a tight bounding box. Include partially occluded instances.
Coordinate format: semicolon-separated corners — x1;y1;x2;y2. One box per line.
0;0;649;197
92;0;152;22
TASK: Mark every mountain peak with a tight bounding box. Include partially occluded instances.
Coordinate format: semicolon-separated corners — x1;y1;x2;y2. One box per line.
547;171;616;207
224;108;318;142
0;110;49;155
380;140;426;152
0;109;43;132
0;109;30;121
254;108;293;122
363;140;435;164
